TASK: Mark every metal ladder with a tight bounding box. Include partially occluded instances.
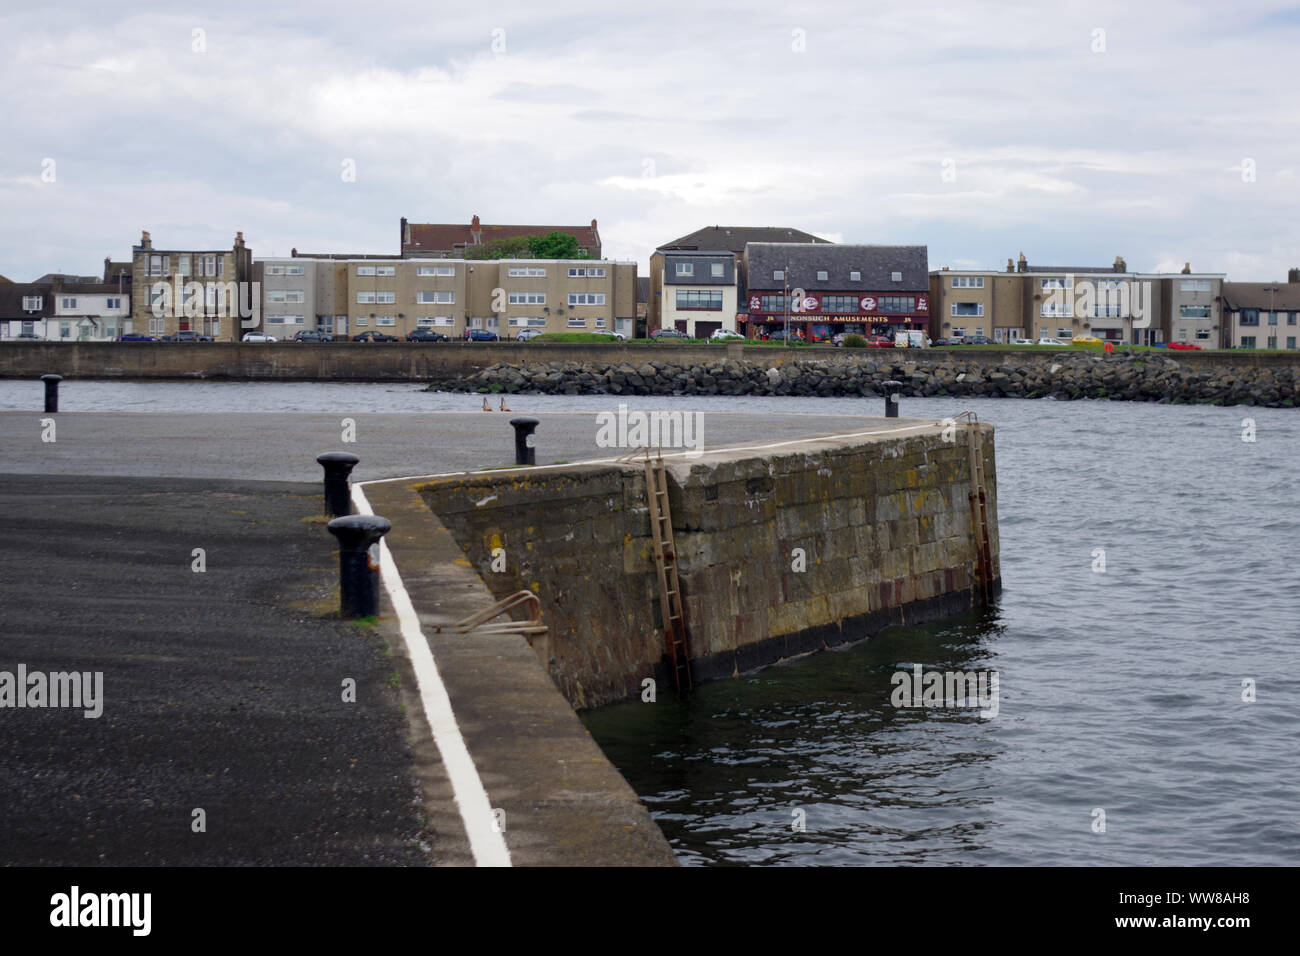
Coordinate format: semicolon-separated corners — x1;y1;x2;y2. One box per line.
618;447;693;691
954;412;998;605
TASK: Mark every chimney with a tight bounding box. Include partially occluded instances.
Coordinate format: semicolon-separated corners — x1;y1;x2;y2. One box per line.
1113;255;1126;273
1006;257;1015;273
1289;268;1300;284
401;217;409;248
941;266;950;271
1181;262;1191;274
291;247;298;258
140;230;152;249
591;219;598;231
1016;252;1027;273
235;231;245;248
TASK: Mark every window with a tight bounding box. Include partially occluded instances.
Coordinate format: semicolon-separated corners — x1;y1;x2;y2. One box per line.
1290;312;1298;325
569;267;606;277
357;292;375;304
375;266;396;276
377;292;395;304
1240;310;1259;326
1041;302;1074;317
952;302;984;317
354;315;368;326
148;255;168;276
357;266;376;276
417;290;454;304
506;266;544;277
773;270;784;281
1268;311;1279;325
1267;335;1278;348
878;296;916;313
1041;277;1072;290
951;327;967;338
284;291;304;303
952;276;985;288
822;295;858;313
22;296;42;311
711;263;724;278
1180;305;1211;318
418;265;456;276
675;290;722;310
1240;335;1255;347
850;271;861;282
377;316;396;326
1180;279;1211;292
285;265;305;276
177;255;191;276
106;297;121;310
60;321;71;338
265;314;304;325
418;316;457;327
1288;337;1297;349
200;255;220;277
595;317;607;328
267;291;286;303
890;271;902;282
816;271;828;281
265;265;285;276
567;316;587;327
759;295;794;313
508;292;545;305
569;293;605;306
1196;329;1211;340
61;298;76;309
675;262;693;276
507;316;547;328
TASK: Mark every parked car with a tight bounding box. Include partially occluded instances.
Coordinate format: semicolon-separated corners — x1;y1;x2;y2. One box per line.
1166;341;1203;351
959;334;995;345
117;333;156;342
16;332;42;340
864;334;896;348
710;328;745;342
766;329;802;341
1071;335;1105;346
406;329;448;342
1036;337;1068;346
650;327;688;339
168;330;213;342
293;329;334;342
931;337;955;347
515;328;545;342
352;331;398;342
590;329;626;340
464;329;499;342
242;331;277;342
1010;337;1035;345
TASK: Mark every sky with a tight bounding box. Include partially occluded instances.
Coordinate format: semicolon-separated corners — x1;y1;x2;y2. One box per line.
3;0;1299;283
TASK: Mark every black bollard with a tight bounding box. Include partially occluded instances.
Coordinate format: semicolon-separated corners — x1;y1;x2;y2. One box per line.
882;380;902;418
327;514;392;619
509;417;539;466
316;452;360;517
41;374;62;414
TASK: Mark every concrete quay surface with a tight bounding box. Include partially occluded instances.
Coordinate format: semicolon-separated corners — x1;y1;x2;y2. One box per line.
2;410;921;866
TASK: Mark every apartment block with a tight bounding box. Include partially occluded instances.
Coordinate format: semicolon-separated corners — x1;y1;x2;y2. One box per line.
929;253;1223;346
130;231;254;340
1221;274;1300;350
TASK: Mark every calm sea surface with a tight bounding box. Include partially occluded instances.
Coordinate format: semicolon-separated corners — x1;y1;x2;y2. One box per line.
2;380;1296;866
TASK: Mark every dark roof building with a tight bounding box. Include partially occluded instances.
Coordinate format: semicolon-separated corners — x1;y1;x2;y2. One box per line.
400;214;601;259
0;279;56;338
657;225;831;256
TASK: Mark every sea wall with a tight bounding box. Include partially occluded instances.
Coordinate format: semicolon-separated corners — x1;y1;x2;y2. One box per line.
447;351;1300;407
417;423;999;710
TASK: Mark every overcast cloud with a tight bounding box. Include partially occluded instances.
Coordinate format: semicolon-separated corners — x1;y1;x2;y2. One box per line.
3;0;1299;281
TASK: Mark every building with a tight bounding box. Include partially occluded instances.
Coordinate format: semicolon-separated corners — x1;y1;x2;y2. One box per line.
929;253;1224;346
400;215;601;259
648;225;830;330
268;254;637;340
0;277;56;339
130;230;255;340
658;249;740;338
743;243;930;341
1221;274;1300;350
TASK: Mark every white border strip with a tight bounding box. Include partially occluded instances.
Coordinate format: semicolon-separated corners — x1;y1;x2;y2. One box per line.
351;483;512;868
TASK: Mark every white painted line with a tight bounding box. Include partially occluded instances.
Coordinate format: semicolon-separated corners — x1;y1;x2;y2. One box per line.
355;419;948;490
350;483;512;868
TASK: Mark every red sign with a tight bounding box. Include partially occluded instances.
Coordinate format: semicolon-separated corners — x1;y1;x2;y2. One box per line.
748;295;761;310
860;296;876;313
917;296;928;313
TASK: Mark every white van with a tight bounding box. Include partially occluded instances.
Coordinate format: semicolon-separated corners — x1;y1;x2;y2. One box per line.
894;330;929;349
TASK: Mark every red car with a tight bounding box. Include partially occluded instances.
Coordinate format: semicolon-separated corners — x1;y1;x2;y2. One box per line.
1166;342;1203;351
864;335;895;348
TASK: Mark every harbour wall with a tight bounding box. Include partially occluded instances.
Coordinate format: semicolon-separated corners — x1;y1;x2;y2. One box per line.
416;422;999;710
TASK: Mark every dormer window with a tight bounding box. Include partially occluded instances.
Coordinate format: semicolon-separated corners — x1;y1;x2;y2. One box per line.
675;262;693;276
773;270;784;281
817;270;828;281
891;271;902;282
850;271;861;281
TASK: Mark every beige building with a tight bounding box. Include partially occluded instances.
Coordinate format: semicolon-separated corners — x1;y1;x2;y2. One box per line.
1221;276;1300;350
929;254;1224;346
266;256;637;339
130;230;254;340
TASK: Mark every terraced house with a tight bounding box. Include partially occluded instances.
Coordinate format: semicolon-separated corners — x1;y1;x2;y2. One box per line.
1221;274;1300;350
130;230;255;340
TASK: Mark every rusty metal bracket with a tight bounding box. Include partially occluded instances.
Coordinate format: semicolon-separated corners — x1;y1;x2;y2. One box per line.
433;589;548;640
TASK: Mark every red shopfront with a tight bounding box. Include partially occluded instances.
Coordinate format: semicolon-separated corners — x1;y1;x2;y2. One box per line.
742;292;930;340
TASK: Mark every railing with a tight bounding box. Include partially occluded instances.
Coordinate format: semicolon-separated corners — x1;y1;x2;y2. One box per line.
433;589;547;639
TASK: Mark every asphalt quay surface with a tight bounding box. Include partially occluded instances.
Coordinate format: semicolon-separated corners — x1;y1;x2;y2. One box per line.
0;475;433;865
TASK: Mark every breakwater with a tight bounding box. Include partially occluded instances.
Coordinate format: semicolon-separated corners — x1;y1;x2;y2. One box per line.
441;351;1300;407
416;423;999;710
